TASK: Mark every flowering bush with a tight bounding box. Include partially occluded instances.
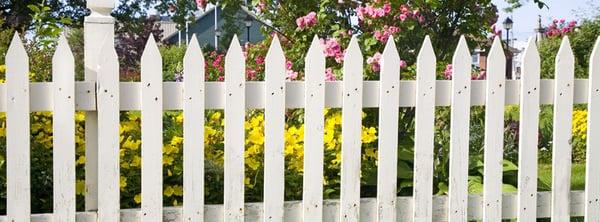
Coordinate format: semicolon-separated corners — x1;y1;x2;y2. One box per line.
545;19;577;38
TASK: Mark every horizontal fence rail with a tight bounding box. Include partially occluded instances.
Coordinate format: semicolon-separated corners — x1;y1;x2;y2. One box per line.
0;79;593;111
0;191;587;222
3;31;600;222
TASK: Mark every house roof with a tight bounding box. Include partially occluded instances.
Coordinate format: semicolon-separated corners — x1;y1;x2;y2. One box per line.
162;5;272;41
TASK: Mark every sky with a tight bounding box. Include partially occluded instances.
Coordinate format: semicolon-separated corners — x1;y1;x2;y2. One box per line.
491;0;597;41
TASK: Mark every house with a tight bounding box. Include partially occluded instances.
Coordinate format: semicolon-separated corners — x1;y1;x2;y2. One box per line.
160;6;267;48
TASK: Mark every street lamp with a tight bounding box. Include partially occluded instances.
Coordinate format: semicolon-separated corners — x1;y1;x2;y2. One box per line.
244;14;253;43
502;17;513;47
502;17;514;79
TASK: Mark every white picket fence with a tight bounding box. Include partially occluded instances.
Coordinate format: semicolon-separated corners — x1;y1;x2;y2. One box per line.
2;27;600;222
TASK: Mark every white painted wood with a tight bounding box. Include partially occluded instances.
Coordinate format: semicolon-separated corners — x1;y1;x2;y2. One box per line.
264;35;286;222
412;36;436;222
302;35;326;222
376;37;400;222
483;36;505;222
141;35;164;222
96;37;121;222
551;36;575;221
517;38;541;222
52;35;76;222
585;37;600;221
340;36;363;222
6;33;31;222
183;35;205;222
224;35;246;221
0;79;594;112
84;0;115;210
448;35;472;222
0;191;591;221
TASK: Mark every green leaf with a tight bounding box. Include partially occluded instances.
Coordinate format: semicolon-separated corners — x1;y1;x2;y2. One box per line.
502;159;518;172
468;176;483;194
502;184;518;193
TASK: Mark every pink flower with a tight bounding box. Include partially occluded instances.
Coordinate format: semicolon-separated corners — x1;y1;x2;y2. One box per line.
325;68;336;81
444;64;453;80
367;52;382;72
217;76;224;81
399;14;407;22
286;70;298;80
256;2;266;14
297;12;318;29
246;69;257;80
399;60;407;69
374;26;400;43
321;38;345;63
255;56;265;65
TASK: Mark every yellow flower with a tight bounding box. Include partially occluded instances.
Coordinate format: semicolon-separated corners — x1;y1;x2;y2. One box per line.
164;186;174;197
120;176;127;191
211;112;222;122
0;64;6;74
122;137;141;150
175;113;184;124
170;136;183;146
163;156;175;166
76;179;86;195
76;156;86;165
134;194;142;204
173;185;183;196
130;156;141;168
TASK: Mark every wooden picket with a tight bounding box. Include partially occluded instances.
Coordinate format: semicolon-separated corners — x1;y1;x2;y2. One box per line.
6;33;31;222
264;35;286;222
52;35;76;222
97;37;121;221
551;36;575;221
585;37;600;221
224;35;246;221
2;30;600;221
448;35;472;222
302;35;326;222
483;37;506;221
376;37;400;222
340;36;363;222
141;35;164;221
413;36;436;222
183;35;205;221
517;38;541;222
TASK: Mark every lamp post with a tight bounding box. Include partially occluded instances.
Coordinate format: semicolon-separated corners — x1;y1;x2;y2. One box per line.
502;17;514;79
244;14;253;43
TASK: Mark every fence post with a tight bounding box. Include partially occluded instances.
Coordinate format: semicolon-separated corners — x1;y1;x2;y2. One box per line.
84;0;115;211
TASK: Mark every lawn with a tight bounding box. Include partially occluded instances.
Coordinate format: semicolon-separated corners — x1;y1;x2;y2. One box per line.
537;163;586;191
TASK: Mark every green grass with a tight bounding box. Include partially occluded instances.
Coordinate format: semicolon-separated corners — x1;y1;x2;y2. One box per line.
537;163;586;191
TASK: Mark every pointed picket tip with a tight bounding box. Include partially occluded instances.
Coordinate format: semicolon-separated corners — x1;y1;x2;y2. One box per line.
382;37;400;64
306;35;324;61
556;36;574;62
523;37;540;60
7;32;27;60
266;35;284;61
417;36;435;62
343;35;363;62
54;34;74;61
452;36;471;62
225;35;244;65
487;36;505;62
185;34;204;65
141;35;161;62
